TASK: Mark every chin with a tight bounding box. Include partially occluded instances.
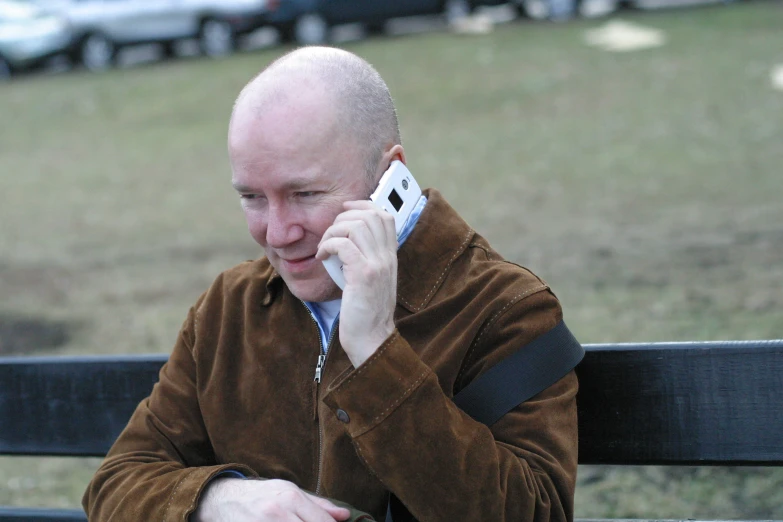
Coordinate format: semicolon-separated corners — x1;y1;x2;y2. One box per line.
287;277;342;303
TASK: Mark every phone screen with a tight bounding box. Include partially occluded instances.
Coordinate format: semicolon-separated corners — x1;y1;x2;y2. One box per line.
388;189;404;212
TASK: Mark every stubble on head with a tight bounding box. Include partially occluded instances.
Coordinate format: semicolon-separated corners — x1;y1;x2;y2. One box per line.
230;46;402;186
226;47;404;302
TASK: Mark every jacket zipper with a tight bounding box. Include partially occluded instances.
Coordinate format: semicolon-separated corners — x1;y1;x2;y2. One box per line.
314;354;326;383
314;320;338;495
301;301;339;496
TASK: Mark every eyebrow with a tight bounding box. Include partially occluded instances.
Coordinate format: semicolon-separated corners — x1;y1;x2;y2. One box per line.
232;181;255;193
232;176;320;193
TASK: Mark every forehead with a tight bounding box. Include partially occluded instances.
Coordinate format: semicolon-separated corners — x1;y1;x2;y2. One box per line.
229;104;366;191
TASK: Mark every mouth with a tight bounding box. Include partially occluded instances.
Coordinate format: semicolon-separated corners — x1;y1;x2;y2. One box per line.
279;254;317;273
281;254;315;263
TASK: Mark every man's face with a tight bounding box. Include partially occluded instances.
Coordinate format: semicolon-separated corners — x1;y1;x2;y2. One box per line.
228;92;375;302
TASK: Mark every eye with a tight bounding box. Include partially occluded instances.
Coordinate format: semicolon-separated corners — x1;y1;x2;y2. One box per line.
294;191;318;198
239;194;267;205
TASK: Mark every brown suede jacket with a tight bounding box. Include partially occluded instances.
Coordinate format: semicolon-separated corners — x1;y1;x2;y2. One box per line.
83;189;578;522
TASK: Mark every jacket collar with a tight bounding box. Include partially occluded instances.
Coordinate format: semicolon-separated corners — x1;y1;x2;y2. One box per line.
259;262;278;306
396;188;474;313
262;188;474;313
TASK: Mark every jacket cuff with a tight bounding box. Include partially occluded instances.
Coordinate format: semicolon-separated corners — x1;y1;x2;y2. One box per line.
166;463;259;521
211;469;248;480
322;330;432;438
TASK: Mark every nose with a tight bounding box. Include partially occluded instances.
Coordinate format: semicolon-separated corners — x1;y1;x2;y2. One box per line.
265;202;305;248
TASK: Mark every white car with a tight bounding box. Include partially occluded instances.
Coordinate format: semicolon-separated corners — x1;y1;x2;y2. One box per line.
0;0;71;80
32;0;276;71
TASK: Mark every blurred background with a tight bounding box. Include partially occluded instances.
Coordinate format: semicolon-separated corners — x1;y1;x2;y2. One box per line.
1;0;782;517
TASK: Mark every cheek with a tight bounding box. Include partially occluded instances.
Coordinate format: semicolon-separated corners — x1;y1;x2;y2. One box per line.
315;195;352;228
311;209;339;237
291;202;342;239
243;202;342;245
244;211;268;244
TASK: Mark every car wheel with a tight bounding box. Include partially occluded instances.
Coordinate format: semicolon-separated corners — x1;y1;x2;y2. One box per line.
0;56;11;81
276;22;294;42
517;0;547;19
443;0;472;23
80;33;116;72
200;19;236;57
161;41;178;59
364;21;386;36
293;13;330;45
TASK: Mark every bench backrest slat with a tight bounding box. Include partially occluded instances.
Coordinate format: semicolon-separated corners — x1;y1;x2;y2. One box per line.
0;355;166;457
1;341;782;464
577;340;783;465
0;507;86;521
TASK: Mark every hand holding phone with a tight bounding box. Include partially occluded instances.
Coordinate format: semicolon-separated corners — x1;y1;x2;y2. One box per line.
322;160;422;289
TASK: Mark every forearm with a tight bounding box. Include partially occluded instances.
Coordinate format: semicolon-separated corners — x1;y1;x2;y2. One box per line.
83;298;259;521
83;394;260;521
85;454;257;522
322;331;578;522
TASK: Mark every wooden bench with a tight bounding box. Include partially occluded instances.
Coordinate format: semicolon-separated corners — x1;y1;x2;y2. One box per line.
1;339;782;521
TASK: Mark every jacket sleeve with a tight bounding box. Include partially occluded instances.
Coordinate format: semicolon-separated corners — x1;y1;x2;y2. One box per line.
321;288;578;522
82;300;259;522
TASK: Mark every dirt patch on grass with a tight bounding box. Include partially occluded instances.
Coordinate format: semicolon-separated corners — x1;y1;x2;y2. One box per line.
0;261;75;308
0;315;73;355
0;262;81;354
0;242;257;356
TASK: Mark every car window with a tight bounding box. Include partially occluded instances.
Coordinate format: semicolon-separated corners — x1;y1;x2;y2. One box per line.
0;1;42;20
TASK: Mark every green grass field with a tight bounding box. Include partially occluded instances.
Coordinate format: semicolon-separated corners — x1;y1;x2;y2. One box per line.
1;2;782;517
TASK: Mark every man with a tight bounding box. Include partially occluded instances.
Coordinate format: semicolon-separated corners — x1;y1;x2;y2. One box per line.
83;46;578;522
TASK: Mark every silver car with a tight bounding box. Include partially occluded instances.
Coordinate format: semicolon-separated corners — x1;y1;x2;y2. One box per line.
32;0;275;71
0;0;71;80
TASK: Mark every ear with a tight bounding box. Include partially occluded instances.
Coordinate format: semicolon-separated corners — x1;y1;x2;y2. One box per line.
386;144;406;166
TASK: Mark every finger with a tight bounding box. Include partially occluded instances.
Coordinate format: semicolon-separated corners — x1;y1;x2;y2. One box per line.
342;199;375;211
293;495;347;522
305;495;352;521
343;201;398;249
315;236;364;265
343;199;395;219
319;218;365;244
380;208;397;247
331;207;393;247
320;220;384;260
266;487;318;522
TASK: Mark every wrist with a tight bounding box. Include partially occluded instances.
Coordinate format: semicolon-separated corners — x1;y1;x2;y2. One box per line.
193;477;235;522
346;326;395;368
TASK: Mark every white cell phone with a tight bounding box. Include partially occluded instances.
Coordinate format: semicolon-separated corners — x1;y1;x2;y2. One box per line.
322;160;422;289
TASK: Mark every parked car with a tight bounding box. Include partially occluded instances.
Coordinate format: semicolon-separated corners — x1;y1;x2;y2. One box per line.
266;0;508;45
514;0;737;21
0;0;72;80
30;0;278;71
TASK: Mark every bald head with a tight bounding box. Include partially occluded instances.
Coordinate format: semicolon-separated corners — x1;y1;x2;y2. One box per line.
230;47;401;183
